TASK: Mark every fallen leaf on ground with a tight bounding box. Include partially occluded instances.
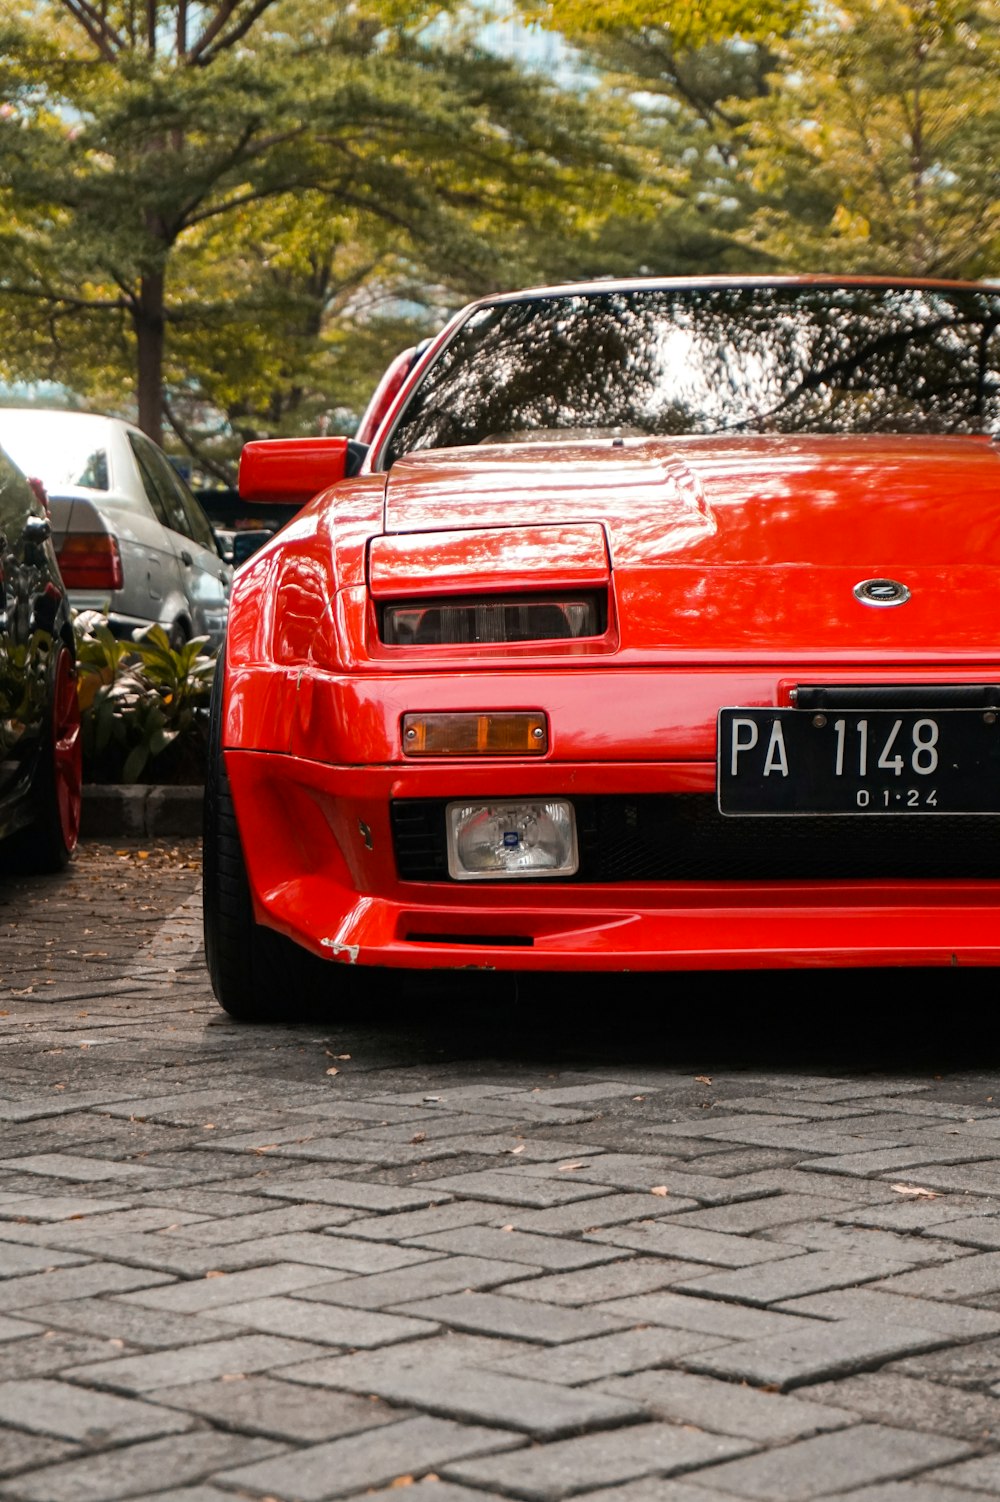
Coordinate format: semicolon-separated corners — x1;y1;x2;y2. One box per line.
326;1067;339;1076
694;1075;712;1085
504;1145;526;1155
557;1161;584;1171
650;1185;669;1196
410;1132;427;1144
890;1183;939;1199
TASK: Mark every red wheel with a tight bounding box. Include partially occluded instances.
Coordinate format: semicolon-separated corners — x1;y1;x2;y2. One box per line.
51;646;82;856
4;642;81;872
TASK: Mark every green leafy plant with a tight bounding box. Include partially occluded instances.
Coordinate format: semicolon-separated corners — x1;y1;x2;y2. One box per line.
73;613;217;784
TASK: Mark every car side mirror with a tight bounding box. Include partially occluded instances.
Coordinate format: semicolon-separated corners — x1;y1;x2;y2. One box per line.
238;437;368;507
232;530;273;565
213;529;234;564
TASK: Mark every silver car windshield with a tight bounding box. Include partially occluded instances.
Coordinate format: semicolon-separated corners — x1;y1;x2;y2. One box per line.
382;283;1000;465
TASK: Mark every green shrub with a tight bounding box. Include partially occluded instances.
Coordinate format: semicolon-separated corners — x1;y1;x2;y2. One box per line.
74;613;217;784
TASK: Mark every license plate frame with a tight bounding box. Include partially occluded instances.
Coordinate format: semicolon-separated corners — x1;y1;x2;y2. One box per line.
718;706;1000;816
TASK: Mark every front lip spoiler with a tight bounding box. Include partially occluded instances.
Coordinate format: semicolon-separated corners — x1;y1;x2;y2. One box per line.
311;881;1000;971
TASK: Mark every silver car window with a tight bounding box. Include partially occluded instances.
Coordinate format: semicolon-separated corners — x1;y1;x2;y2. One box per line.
128;434;178;530
0;420;109;491
161;463;217;553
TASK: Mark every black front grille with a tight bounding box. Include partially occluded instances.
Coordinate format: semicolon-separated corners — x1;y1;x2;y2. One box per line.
391;800;450;880
391;795;1000;883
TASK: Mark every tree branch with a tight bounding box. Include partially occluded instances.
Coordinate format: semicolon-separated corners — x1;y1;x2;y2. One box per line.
188;0;239;60
58;0;125;59
163;393;236;485
188;0;279;63
179;148;311;228
194;0;281;64
1;284;129;312
181;181;305;227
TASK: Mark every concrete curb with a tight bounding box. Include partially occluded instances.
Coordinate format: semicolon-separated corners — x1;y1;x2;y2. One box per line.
81;784;203;840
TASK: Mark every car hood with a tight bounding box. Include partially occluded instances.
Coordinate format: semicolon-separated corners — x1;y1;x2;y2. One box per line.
382;434;1000;654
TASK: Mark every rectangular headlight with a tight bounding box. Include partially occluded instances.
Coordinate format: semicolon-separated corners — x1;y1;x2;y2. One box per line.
382;594;603;646
446;800;578;880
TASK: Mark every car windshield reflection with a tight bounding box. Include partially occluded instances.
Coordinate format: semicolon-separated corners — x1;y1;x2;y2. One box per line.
384;282;1000;465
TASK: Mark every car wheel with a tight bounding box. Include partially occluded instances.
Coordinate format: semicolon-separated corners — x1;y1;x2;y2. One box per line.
5;643;82;873
202;671;334;1021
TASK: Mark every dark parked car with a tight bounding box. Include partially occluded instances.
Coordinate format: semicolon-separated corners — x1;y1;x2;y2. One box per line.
0;444;81;871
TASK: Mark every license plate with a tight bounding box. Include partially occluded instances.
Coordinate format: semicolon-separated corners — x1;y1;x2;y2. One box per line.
718;707;1000;815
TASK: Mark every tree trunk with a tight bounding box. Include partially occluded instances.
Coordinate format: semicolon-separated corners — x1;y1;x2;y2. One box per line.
135;269;165;445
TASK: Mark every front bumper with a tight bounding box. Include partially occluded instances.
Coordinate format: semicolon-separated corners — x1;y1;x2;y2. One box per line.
226;747;1000;971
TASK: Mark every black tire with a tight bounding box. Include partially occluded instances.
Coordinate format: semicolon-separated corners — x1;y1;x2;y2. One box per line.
4;642;81;874
202;670;335;1021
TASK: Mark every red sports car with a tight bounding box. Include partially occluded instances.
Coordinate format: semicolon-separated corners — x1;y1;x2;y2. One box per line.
204;276;1000;1018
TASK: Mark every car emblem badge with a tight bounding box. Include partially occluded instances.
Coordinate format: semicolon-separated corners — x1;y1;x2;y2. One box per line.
853;577;911;608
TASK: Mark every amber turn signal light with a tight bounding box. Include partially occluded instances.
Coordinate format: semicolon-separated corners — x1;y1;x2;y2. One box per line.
402;712;548;757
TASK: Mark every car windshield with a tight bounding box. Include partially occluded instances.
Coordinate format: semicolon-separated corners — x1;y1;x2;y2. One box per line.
382;283;1000;465
0;415;109;491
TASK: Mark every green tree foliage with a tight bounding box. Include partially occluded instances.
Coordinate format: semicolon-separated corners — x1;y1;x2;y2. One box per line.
0;0;619;467
568;34;780;279
530;0;1000;282
535;0;805;47
739;1;1000;275
517;5;790;284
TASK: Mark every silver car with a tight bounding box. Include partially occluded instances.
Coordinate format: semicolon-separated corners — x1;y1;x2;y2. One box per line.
0;409;231;649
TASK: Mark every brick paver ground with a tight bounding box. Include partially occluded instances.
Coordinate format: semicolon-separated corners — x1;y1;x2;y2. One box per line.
2;842;1000;1499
